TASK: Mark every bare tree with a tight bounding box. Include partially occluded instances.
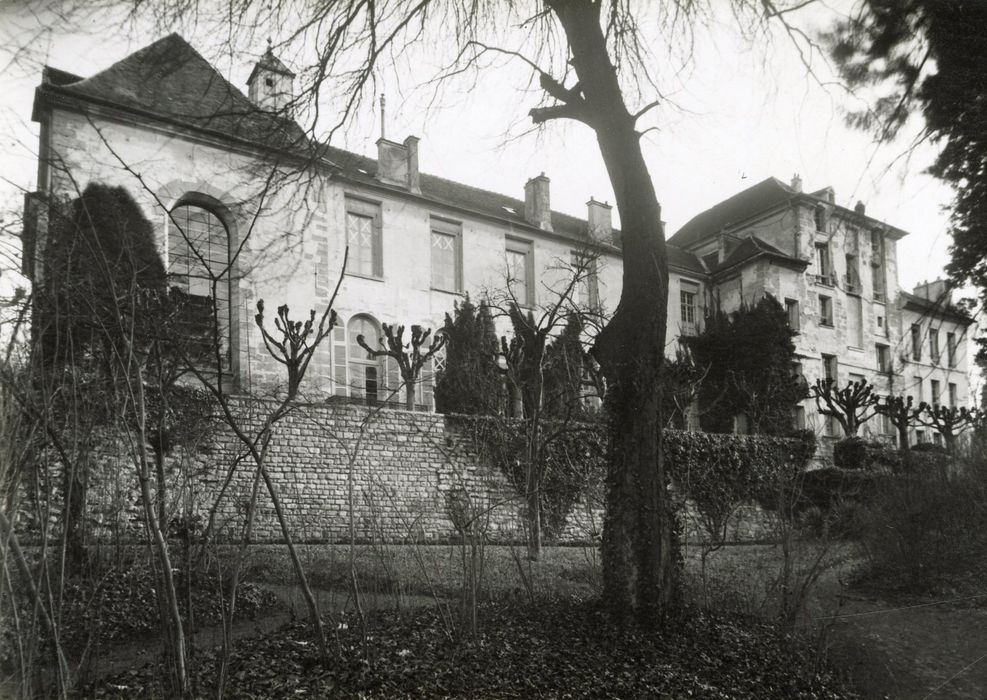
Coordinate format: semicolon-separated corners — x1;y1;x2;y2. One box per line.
914;403;978;455
875;394;922;452
810;377;880;437
356;323;446;411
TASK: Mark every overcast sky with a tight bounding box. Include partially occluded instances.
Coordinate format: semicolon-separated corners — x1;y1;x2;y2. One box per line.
0;1;959;299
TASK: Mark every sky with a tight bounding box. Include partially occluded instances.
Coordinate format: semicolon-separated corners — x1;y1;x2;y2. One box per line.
0;1;963;302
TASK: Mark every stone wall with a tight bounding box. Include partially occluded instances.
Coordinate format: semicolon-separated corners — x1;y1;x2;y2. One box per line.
191;400;604;544
74;400;785;547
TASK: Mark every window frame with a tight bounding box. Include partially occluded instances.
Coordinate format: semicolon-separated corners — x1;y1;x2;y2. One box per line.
947;331;957;367
167;201;236;374
429;216;463;294
679;279;700;333
822;353;838;383
911;324;922;361
572;250;600;309
931;379;941;407
785;298;800;331
819;294;833;327
344;195;384;280
949;382;958;407
814;242;833;286
876;343;890;373
505;236;534;307
930;327;940;364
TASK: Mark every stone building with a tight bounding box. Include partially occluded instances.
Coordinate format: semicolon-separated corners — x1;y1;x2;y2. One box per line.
667;176;975;445
23;34;973;443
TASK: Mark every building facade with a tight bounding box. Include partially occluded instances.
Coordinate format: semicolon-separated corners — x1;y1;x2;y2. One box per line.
23;34;974;443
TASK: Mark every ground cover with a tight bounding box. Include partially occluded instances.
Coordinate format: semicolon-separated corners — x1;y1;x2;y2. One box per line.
82;597;855;699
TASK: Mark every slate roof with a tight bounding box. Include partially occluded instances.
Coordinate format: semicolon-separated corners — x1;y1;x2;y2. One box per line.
668;177;797;249
714;235;807;274
36;33;706;273
900;292;974;325
38;33;310;153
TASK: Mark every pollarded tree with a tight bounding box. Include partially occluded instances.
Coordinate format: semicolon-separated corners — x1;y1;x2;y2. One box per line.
875;394;922;451
433;295;502;416
914;403;978;454
356;323;447;411
810;377;880;438
140;0;819;623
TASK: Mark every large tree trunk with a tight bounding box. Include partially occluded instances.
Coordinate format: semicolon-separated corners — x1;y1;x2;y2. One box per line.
547;0;676;623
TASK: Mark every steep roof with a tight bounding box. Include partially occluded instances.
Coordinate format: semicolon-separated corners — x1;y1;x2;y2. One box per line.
714;235;807;275
668;177;796;249
36;34;705;272
39;33;309;152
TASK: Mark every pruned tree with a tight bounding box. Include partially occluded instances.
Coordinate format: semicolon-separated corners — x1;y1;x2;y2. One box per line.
875;393;922;451
257;301;340;401
356;323;446;411
810;377;880;438
915;403;978;454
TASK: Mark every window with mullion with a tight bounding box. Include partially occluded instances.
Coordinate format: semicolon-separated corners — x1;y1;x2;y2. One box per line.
345;197;382;278
430;217;462;293
506;238;533;306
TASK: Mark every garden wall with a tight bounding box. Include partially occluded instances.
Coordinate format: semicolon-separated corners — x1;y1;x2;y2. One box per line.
79;400;794;546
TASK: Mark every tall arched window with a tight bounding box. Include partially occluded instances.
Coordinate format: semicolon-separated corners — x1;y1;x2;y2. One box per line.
347;315;384;403
168;203;233;367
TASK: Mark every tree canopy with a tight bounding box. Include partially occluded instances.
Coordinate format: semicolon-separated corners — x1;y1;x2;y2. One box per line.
827;2;987;341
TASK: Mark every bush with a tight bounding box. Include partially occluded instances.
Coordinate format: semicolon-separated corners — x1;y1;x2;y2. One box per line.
833;436;897;470
855;463;987;593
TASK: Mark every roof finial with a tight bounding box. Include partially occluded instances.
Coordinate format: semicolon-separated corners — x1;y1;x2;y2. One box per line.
266;36;273;53
380;93;386;141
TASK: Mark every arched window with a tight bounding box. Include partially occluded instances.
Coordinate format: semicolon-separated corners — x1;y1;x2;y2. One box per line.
168;203;233;367
347;315;385;403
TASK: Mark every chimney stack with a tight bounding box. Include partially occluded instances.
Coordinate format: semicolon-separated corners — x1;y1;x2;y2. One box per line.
914;278;950;304
587;198;612;239
524;174;552;231
376;135;421;193
854;200;866;215
790;174;803;193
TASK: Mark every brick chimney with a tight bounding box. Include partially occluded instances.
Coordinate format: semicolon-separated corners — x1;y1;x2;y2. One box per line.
247;45;295;113
587;198;612;239
914;278;950;304
524;174;552;231
376;135;421;193
790;174;803;193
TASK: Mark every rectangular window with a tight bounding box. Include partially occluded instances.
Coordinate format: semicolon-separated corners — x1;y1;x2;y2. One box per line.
506;237;534;306
947;332;957;367
845;253;859;293
430;217;462;293
916;429;926;444
819;295;833;326
931;379;941;407
572;251;600;308
345;197;382;278
871;230;886;301
949;382;958;407
794;405;806;430
814;243;832;285
822;354;838;383
680;280;700;335
914;376;923;403
825;413;840;438
785;298;800;330
814;206;828;233
848;295;864;347
930;328;940;363
911;324;922;361
876;344;890;373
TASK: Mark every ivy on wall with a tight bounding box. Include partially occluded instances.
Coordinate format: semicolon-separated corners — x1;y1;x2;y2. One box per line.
450;416;816;541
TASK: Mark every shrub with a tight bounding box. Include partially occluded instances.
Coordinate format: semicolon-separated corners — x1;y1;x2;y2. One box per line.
855;448;987;594
833;436;897;470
